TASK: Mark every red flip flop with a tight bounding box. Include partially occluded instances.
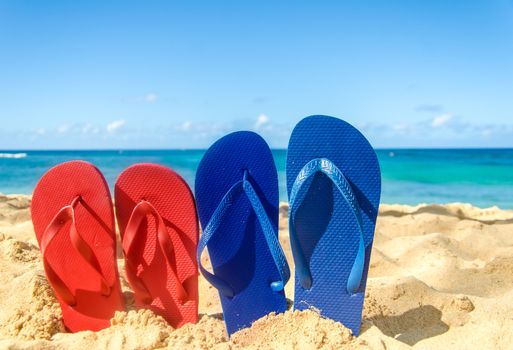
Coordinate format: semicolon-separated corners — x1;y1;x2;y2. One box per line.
114;163;199;328
31;161;125;332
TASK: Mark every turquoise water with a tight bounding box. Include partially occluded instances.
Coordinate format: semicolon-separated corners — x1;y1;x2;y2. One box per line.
1;149;512;208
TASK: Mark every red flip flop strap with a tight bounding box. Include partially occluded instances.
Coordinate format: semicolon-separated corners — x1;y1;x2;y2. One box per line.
41;205;77;306
123;200;188;304
41;197;111;306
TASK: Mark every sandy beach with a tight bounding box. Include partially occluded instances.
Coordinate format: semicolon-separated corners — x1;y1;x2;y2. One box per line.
1;193;513;349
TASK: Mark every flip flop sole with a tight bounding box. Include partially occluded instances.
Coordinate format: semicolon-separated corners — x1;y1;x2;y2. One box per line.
115;163;198;328
31;161;124;332
287;115;381;335
195;131;287;336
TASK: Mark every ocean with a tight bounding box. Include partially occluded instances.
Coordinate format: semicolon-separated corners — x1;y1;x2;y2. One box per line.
1;149;512;209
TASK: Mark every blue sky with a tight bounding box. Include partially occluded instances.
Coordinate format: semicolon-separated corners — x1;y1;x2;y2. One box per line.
1;0;513;149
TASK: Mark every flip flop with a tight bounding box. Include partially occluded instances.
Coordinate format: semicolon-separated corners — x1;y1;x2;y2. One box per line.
195;131;290;336
31;161;124;332
287;115;381;336
114;163;198;328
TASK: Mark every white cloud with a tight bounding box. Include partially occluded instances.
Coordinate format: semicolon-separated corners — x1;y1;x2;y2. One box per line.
144;93;158;103
80;123;101;135
255;114;270;129
13;114;513;149
57;124;70;134
178;121;192;131
106;120;126;133
431;114;453;128
82;123;92;134
172;120;231;141
481;129;492;137
392;123;409;132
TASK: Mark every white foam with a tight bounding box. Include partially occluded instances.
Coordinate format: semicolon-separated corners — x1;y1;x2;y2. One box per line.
0;153;27;159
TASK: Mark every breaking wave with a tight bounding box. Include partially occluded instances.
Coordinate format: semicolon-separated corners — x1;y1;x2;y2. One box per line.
0;153;27;159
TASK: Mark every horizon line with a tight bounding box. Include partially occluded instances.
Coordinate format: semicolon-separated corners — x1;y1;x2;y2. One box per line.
1;147;513;152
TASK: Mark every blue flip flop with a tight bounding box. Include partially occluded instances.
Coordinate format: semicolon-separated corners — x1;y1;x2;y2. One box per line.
286;115;381;336
195;131;290;336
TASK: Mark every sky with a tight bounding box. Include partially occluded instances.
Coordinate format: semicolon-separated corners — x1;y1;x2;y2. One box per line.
1;0;513;149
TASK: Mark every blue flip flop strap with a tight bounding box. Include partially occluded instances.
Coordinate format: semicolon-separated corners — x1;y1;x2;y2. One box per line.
197;171;290;298
289;158;365;294
242;172;291;292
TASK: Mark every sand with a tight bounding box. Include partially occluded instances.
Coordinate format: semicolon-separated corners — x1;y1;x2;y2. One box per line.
1;193;513;349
